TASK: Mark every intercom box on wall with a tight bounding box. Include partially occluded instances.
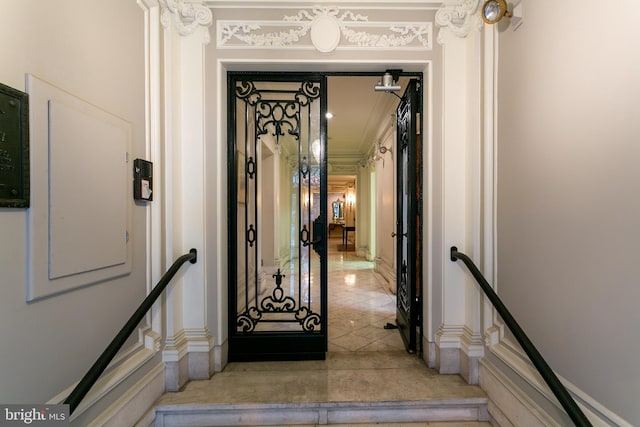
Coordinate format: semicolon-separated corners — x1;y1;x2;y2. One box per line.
133;158;153;201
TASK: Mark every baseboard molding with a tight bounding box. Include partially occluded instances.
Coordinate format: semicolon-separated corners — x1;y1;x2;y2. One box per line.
484;341;632;426
374;256;395;294
423;336;437;369
213;339;229;373
433;325;483;381
163;328;214;390
49;340;158;420
88;363;165;427
356;247;372;260
480;356;561;427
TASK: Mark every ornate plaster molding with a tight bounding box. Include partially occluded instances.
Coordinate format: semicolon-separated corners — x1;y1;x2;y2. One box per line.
218;6;432;52
435;0;482;43
160;0;213;42
328;163;359;174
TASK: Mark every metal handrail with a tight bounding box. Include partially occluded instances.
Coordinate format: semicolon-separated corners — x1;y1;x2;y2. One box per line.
64;248;198;414
450;246;592;427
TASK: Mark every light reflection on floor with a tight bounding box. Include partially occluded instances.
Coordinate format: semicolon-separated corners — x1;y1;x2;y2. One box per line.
327;237;405;352
247;236;403;350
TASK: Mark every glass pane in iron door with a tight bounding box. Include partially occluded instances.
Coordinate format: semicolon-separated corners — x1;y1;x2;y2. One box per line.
233;78;324;340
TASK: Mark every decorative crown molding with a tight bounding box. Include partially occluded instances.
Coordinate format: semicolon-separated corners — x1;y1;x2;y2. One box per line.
160;0;213;42
218;6;432;52
435;0;481;42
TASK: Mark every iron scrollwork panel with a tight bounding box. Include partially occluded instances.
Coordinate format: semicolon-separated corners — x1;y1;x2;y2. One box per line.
234;78;322;335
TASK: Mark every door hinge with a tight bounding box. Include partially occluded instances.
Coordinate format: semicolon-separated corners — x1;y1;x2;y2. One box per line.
126;230;129;242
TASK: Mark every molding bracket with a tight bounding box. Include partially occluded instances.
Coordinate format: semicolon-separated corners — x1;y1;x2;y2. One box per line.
160;0;213;42
435;0;482;42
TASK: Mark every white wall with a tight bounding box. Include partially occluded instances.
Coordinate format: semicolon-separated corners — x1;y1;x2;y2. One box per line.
374;123;396;287
0;0;149;415
495;1;640;424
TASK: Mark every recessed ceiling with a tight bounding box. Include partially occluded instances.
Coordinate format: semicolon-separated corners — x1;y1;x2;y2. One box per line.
327;75;405;159
326;74;406;188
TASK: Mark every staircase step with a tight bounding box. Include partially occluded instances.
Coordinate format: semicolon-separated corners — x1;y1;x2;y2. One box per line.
153;398;488;426
244;424;492;427
152;351;488;426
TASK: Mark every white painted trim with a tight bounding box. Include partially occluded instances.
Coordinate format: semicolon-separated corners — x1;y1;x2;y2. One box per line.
217;16;433;51
466;20;483;357
435;26;475;365
435;324;465;349
185;328;215;353
162;8;178;340
435;0;481;41
160;0;213;40
206;1;445;11
423;56;435;345
86;363;165;427
161;8;212;352
49;344;158;421
489;340;633;427
460;325;483;358
480;357;562;427
139;0;165;352
481;21;499;345
25;74;133;302
213;59;229;351
163;328;214;360
162;328;189;363
138;0;159;8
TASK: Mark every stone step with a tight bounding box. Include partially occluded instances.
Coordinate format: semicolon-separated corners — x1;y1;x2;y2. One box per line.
246;423;492;427
153;398;489;426
151;351;488;426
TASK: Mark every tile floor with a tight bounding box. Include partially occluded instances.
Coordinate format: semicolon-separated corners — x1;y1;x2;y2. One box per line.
325;237;405;353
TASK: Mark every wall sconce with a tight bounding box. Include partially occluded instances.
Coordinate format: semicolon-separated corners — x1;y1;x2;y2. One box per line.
311;139;321;163
378;145;392;155
346;193;356;207
481;0;512;24
377;140;392;156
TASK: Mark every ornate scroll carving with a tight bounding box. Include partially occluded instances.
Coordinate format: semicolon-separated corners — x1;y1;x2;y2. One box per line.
218;6;432;52
435;0;482;42
160;0;213;42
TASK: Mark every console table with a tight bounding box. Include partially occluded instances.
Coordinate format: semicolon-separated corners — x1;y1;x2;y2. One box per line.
342;225;356;247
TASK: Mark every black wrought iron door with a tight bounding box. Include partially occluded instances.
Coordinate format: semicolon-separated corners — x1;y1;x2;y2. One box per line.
228;72;327;361
395;79;421;354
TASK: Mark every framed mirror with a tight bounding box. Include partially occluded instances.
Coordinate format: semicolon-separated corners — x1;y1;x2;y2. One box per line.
332;199;344;222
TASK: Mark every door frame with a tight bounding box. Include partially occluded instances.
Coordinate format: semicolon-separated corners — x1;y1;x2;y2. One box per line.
214;60;435;367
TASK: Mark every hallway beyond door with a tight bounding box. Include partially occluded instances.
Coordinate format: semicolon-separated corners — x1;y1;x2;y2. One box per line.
327;236;405;352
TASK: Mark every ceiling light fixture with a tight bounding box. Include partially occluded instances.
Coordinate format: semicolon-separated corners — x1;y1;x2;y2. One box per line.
481;0;512;24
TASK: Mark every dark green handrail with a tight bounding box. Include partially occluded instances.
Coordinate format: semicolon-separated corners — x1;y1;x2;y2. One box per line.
450;246;592;427
64;248;197;414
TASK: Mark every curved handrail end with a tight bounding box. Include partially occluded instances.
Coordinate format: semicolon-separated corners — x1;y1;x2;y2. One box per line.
450;246;459;262
189;248;198;264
